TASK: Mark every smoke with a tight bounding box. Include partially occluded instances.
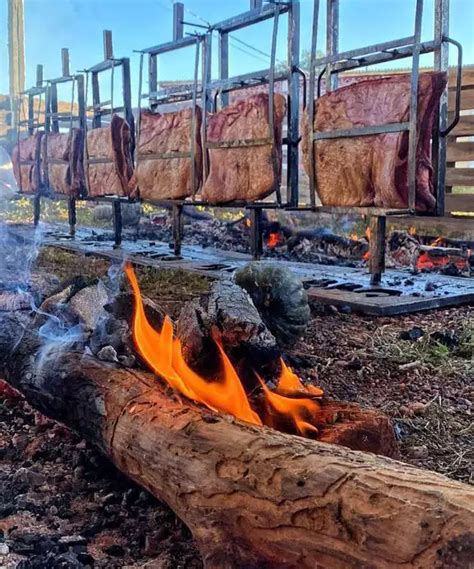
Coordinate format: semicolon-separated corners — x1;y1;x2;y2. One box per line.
0;146;43;289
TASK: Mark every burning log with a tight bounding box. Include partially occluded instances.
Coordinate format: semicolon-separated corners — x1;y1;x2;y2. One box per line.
176;279;281;387
1;292;474;568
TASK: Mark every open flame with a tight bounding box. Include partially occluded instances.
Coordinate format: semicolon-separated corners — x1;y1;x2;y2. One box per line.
267;232;280;248
125;265;323;436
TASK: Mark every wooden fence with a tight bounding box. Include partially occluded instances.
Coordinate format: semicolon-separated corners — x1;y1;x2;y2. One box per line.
445;65;474;215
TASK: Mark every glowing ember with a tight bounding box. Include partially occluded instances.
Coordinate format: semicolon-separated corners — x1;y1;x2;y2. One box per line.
416;252;467;271
349;233;359;241
408;226;417;237
267;232;280;248
125;264;323;435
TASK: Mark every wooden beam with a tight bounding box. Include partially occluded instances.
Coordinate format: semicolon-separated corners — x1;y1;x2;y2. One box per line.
446;141;474;162
449;115;474;137
448;65;474;88
448;86;474;112
446;168;474;187
445;192;474;212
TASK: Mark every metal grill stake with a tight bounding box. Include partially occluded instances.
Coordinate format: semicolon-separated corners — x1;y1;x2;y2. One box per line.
15;63;49;226
306;0;459;284
83;30;134;248
41;48;86;237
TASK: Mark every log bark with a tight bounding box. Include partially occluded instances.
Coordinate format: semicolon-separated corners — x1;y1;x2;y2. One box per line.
1;312;474;569
176;280;280;386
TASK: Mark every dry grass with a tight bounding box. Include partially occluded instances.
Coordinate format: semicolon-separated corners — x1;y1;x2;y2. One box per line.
369;320;473;378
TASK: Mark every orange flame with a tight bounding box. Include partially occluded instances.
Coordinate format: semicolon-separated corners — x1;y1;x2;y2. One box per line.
408;226;417;237
365;226;372;241
125;265;323;435
349;233;359;241
430;236;444;247
267;232;280;248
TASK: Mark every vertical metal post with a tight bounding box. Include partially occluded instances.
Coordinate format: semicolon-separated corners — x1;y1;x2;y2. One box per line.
76;75;86;130
122;58;134;148
35;64;44;135
433;0;449;216
201;33;212;182
173;3;184;41
287;0;300;207
250;0;263;8
61;48;70;77
103;30;113;59
68;197;76;237
249;207;263;260
91;72;101;128
307;0;320;208
33;193;41;227
218;32;229;107
368;216;386;286
36;64;43;87
27;93;34;135
407;0;423;211
172;204;184;257
112;200;123;248
326;0;339;91
149;54;158;110
50;82;59;133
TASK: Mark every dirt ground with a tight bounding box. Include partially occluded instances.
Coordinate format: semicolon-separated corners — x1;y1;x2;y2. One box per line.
0;247;472;568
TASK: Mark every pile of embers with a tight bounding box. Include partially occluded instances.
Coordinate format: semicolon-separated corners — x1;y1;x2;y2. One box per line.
136;209;473;276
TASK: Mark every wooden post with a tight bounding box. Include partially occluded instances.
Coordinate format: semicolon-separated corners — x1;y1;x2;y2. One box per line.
368;215;386;286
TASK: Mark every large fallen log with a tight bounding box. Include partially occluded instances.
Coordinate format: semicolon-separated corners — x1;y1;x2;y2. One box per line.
1;311;473;568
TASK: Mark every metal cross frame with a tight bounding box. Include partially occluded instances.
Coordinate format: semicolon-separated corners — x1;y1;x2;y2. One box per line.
15;64;49;226
307;0;461;285
42;48;86;236
134;0;301;258
83;30;135;247
136;25;209;256
307;0;462;218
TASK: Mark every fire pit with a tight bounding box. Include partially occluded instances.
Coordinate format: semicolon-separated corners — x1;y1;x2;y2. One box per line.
0;225;473;568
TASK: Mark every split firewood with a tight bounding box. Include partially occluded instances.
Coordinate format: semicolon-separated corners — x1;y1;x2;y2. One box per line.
176;279;281;387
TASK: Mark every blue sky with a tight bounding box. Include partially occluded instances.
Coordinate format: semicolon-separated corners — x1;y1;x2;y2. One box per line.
1;0;473;98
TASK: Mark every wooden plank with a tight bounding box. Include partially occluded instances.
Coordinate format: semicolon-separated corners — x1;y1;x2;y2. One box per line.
448;87;474;111
446;168;474;187
446;141;474;162
448;66;474;88
445;192;474;211
449;115;474;137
